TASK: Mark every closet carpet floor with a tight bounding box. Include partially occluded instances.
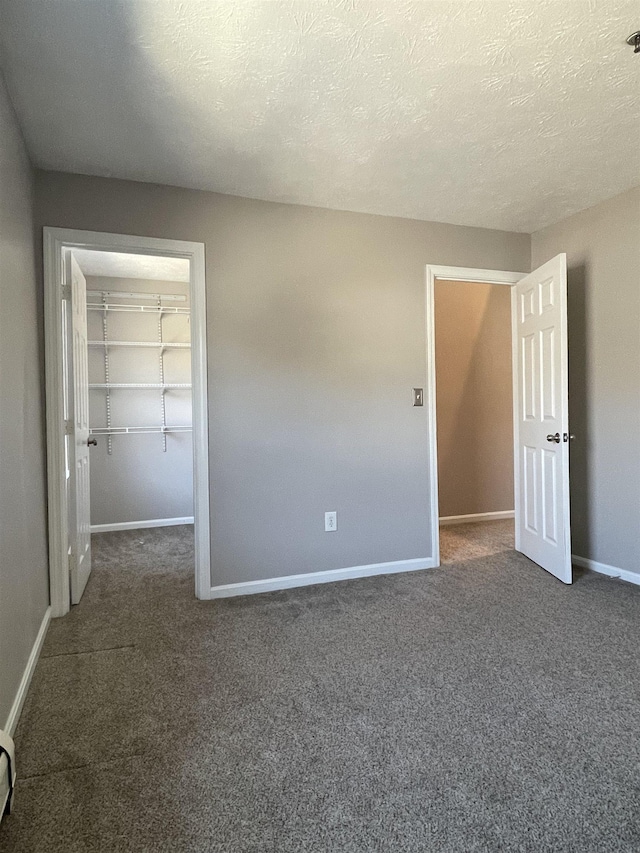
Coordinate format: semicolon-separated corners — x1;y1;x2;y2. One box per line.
2;523;640;852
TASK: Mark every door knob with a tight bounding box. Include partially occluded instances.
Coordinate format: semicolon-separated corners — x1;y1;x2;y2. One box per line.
546;433;561;443
87;438;98;447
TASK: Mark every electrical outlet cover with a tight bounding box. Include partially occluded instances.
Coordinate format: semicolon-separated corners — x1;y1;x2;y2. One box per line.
325;511;337;532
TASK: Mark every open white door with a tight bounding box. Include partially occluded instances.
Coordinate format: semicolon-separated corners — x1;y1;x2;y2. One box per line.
514;253;571;583
65;251;93;603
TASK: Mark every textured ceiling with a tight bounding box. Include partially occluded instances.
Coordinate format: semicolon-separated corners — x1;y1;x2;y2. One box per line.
73;250;190;281
0;1;638;232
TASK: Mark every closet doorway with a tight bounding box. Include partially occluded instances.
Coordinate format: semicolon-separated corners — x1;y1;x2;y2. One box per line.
44;229;210;617
433;278;515;564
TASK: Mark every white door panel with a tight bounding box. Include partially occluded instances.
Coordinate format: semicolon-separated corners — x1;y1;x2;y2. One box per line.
66;251;92;603
514;254;571;583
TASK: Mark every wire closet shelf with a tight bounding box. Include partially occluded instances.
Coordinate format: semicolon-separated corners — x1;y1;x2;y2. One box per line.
88;290;192;453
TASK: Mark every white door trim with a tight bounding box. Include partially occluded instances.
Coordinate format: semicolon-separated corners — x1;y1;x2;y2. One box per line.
425;265;526;567
44;227;211;616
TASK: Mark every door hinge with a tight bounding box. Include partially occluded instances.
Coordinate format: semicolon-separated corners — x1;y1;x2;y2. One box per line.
64;419;74;436
61;284;71;300
68;553;76;574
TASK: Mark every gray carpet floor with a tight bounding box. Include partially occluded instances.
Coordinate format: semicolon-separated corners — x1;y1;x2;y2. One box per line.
2;523;640;852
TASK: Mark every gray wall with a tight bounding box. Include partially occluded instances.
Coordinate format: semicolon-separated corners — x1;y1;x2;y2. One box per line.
435;281;513;518
532;187;640;576
86;276;193;526
0;74;49;725
34;171;530;587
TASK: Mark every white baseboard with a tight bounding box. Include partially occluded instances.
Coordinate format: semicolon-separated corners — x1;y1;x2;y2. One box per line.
439;510;514;526
208;557;437;600
4;606;51;737
91;517;194;533
572;555;640;586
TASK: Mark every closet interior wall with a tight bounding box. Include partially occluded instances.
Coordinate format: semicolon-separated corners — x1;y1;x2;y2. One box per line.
86;275;193;528
434;280;514;519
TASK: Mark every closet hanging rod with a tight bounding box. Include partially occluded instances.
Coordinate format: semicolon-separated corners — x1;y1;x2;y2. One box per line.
87;290;187;302
86;304;190;314
88;341;191;349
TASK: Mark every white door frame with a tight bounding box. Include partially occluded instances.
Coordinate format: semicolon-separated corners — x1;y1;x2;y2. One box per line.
44;227;211;616
425;265;525;567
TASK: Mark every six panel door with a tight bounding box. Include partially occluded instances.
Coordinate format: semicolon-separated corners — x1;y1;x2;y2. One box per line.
514;253;572;583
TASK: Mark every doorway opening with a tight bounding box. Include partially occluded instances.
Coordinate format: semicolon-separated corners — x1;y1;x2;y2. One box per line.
434;278;515;565
44;229;210;617
83;249;194;601
425;259;572;584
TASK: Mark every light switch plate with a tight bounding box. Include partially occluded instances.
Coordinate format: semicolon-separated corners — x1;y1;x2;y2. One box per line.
413;388;424;406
